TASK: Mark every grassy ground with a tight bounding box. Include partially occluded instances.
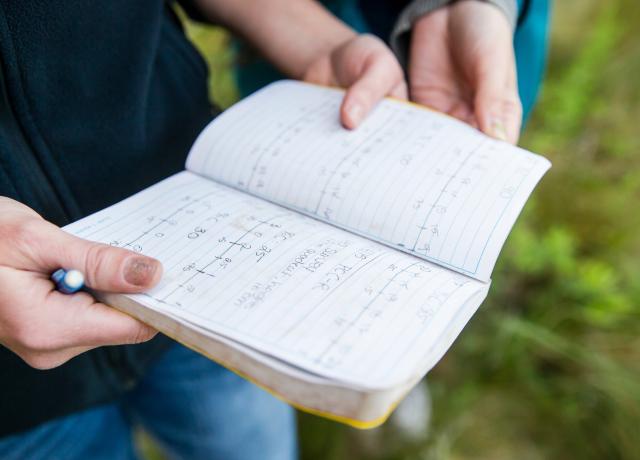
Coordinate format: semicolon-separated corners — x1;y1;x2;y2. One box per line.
175;2;640;459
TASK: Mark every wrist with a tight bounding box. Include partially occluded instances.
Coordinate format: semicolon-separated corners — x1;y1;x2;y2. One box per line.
389;0;517;69
476;0;518;30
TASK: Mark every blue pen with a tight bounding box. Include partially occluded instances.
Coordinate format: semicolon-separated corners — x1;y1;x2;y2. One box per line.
51;269;85;294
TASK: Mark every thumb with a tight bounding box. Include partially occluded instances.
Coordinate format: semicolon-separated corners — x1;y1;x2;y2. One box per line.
339;38;407;129
341;59;407;129
35;221;163;293
473;60;523;144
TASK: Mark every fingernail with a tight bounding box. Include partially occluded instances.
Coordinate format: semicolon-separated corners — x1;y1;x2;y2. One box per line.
124;257;160;287
346;103;363;127
490;118;508;141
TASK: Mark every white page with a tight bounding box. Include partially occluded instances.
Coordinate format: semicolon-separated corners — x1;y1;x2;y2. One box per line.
186;81;551;282
65;172;486;388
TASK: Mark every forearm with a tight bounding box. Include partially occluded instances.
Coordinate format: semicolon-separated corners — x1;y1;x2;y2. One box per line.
192;0;355;78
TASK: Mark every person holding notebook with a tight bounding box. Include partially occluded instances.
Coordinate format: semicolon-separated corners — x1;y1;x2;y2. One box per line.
234;0;550;143
0;2;402;458
0;0;542;458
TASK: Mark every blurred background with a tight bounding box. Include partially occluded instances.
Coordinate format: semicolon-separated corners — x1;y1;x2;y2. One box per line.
156;1;640;458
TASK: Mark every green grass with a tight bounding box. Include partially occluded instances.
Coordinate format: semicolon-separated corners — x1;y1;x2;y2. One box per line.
177;2;640;458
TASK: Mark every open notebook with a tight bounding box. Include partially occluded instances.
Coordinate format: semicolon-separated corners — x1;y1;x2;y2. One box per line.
64;81;550;428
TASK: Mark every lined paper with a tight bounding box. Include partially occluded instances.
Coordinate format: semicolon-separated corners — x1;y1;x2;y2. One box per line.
187;81;550;282
65;172;486;388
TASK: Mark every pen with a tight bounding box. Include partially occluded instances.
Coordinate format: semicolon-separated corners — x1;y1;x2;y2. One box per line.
51;269;85;294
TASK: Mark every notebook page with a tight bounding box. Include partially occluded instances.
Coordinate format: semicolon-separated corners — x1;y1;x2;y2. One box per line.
186;80;551;282
65;171;486;389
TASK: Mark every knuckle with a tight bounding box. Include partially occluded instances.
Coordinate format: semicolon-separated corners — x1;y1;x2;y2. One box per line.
21;351;68;370
12;323;36;349
83;243;115;287
502;97;523;117
14;324;60;353
1;218;42;254
352;86;373;106
303;57;330;84
21;353;52;370
2;218;64;269
17;219;46;245
130;325;156;344
361;33;383;47
69;291;95;307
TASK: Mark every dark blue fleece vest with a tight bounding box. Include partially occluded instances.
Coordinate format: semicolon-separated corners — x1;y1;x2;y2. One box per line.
0;0;214;436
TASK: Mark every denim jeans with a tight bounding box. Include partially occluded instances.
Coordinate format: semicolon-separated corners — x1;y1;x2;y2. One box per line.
0;342;297;460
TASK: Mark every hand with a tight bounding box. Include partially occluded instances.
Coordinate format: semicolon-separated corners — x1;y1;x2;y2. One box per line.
409;1;522;143
0;197;163;369
304;34;408;129
193;1;406;129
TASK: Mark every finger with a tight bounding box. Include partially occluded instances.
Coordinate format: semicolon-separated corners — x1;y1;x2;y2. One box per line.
389;81;409;100
4;269;157;369
302;55;335;86
17;345;96;370
474;62;522;144
412;89;455;114
502;71;523;143
448;99;475;124
17;293;158;369
46;289;158;348
36;286;157;350
340;55;405;129
27;220;163;293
